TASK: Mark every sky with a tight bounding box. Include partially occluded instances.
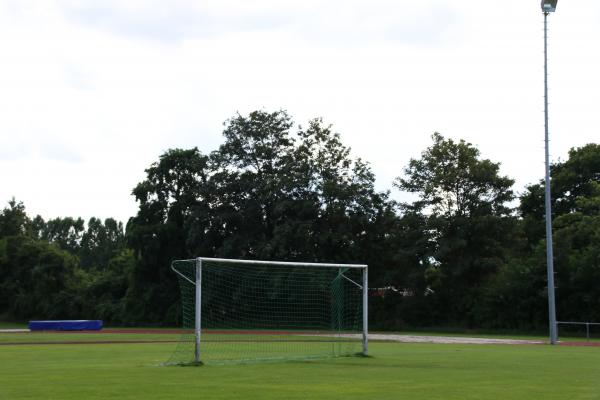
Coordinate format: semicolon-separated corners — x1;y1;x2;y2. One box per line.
1;0;599;224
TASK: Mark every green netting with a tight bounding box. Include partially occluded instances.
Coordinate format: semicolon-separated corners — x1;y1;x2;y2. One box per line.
167;258;365;365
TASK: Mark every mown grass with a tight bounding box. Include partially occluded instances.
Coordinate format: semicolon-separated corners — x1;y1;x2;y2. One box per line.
1;335;600;400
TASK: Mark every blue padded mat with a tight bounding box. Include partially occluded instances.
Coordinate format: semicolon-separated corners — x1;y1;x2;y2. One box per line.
28;320;103;331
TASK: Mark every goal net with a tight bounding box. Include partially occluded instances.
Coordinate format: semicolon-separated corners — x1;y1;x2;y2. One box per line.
167;258;368;365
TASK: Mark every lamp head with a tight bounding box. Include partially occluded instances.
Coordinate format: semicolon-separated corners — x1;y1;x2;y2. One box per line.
541;0;558;12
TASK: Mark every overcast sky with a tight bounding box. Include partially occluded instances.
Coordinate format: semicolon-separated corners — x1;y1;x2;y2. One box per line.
1;0;599;223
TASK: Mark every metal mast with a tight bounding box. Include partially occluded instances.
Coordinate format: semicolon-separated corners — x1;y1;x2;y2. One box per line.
541;0;558;345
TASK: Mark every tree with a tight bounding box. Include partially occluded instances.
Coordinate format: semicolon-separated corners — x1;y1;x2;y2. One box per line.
0;198;28;238
293;118;399;273
552;209;600;322
397;133;514;217
0;200;132;323
38;217;85;254
86;249;136;324
0;235;82;320
520;143;600;247
202;110;297;259
126;110;400;324
395;132;517;325
79;217;126;270
516;144;600;325
126;148;211;324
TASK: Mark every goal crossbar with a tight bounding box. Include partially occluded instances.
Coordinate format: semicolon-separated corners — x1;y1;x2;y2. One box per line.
171;260;366;288
176;257;367;269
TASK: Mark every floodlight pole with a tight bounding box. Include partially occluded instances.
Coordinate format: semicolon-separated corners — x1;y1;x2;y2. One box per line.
542;0;558;345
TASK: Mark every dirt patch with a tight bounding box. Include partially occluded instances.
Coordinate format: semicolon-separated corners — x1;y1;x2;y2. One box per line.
334;333;545;345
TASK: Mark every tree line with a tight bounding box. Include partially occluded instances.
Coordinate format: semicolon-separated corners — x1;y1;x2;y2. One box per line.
1;110;599;330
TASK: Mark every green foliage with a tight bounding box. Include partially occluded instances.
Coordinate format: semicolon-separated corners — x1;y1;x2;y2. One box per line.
0;235;80;319
86;249;135;323
478;254;548;329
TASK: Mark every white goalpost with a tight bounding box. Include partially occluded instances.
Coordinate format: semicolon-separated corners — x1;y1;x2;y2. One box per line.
168;257;368;365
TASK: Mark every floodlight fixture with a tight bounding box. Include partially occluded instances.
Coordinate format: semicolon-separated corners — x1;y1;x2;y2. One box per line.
541;0;557;12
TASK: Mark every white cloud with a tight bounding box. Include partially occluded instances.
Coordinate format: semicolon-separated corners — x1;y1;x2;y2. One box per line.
60;0;461;46
1;0;599;222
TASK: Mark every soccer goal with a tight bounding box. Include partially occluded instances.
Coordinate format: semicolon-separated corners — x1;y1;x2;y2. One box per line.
168;257;368;365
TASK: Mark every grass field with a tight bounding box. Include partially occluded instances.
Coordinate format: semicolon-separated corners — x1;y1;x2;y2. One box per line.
1;331;600;399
